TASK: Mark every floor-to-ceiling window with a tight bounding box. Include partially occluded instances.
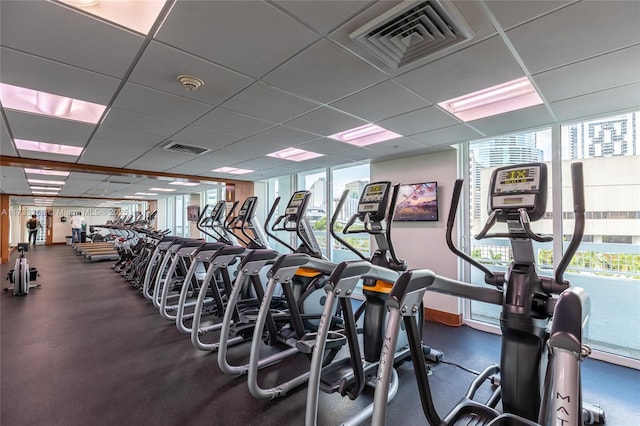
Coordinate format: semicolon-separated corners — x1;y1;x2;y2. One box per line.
329;163;371;262
558;111;640;360
464;111;640;363
467;128;553;325
298;169;328;257
255;176;293;253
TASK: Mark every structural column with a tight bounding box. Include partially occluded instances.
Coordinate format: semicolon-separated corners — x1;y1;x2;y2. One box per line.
1;194;10;263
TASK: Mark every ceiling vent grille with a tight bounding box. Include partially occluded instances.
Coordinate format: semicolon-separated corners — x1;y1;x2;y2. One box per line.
163;141;211;156
350;0;473;69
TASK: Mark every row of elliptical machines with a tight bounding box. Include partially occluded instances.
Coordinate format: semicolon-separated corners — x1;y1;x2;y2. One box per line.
368;162;605;425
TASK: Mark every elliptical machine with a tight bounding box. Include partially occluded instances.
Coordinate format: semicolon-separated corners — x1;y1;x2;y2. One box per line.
305;181;440;425
371;162;605;425
4;244;41;295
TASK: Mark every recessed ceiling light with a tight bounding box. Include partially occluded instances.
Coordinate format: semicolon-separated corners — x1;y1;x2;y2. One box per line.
266;147;324;162
30;186;62;191
15;139;83;157
149;188;176;192
24;168;70;177
28;179;66;185
135;192;158;196
168;181;200;187
437;77;543;122
31;191;60;195
0;83;106;124
212;167;254;175
329;124;402;147
123;196;139;199
58;0;166;35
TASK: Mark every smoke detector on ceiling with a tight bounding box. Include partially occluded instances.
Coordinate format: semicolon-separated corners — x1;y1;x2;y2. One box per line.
177;75;204;91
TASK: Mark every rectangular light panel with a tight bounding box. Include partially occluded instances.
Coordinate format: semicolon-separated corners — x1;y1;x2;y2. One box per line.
438;77;543;122
16;139;83;157
212;167;254;175
0;83;106;124
329;124;402;147
24;168;70;177
266;147;324;162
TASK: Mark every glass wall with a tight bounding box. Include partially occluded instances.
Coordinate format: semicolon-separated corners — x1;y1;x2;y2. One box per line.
465;110;640;361
330;163;371;262
467;129;553;325
256;175;293;252
298;169;328;256
558;111;640;359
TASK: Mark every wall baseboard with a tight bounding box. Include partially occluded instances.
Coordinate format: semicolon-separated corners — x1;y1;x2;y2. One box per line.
424;307;463;327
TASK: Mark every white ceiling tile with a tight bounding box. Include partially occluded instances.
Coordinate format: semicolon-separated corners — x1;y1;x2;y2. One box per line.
125;149;199;172
507;1;640;74
212;138;290;158
0;0;145;78
330;80;430;122
364;137;428;156
232;157;291;170
263;39;387;103
395;36;524;103
1;120;17;156
165;152;238;174
101;108;184;138
0;166;29;194
332;148;376;161
550;83;640;122
192;108;274;138
79;141;154;168
284;107;367;136
0;47;120;105
469;104;556;135
240;126;319;147
155;1;320;77
411;124;485;147
378;106;459;136
69;172;109;183
485;0;574;30
91;125;162;149
129;41;254;106
273;0;374;34
297;138;359;155
221;82;320;123
112;82;213;123
534;44;640;103
4;110;93;146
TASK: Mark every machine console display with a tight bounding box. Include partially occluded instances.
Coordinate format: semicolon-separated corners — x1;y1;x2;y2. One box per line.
209;201;226;220
489;163;547;222
285;191;308;216
358;182;390;221
237;197;256;220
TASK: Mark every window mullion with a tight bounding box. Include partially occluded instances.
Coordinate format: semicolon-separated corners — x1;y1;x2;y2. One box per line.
551;124;563;269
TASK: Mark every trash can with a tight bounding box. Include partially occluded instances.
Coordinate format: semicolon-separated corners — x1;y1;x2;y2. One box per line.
66;236;73;245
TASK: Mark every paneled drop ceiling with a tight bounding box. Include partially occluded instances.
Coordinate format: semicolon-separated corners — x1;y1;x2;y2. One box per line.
1;0;639;207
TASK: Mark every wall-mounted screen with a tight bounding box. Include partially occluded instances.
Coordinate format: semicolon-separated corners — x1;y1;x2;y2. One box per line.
187;205;200;222
393;182;438;222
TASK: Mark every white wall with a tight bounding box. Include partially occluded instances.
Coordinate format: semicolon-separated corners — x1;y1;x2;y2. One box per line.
371;149;460;314
48;207;119;243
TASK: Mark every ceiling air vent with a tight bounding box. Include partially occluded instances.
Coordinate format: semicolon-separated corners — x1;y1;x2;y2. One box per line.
163;141;211;156
349;0;473;69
